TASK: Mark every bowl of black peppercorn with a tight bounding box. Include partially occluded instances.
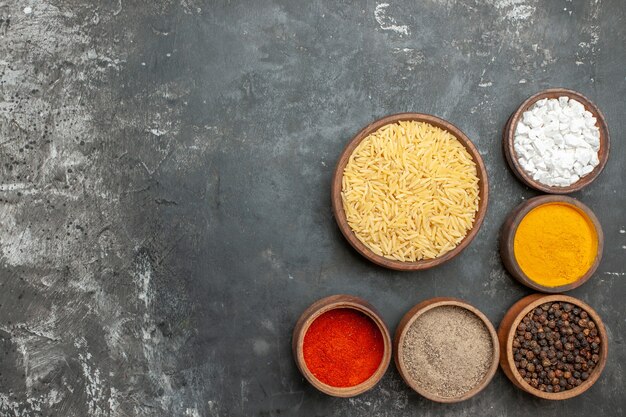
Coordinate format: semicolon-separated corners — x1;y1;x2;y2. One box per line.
497;294;608;400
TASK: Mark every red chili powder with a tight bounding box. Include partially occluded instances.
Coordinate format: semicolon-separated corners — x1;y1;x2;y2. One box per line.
303;308;384;388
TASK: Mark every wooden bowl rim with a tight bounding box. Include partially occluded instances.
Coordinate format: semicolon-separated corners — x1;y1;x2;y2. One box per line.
503;294;608;400
292;294;392;397
501;195;604;293
394;297;500;403
503;88;610;194
331;113;489;271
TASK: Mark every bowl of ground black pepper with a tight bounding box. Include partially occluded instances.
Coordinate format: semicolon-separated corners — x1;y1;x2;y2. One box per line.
394;298;500;402
292;295;392;397
498;294;608;400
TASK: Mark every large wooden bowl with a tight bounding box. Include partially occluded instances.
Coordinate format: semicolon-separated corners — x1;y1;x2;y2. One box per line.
292;295;392;397
498;294;608;400
500;195;603;293
331;113;489;271
503;88;610;194
394;298;500;403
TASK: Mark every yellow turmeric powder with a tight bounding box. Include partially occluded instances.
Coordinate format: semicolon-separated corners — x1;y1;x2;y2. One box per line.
513;203;597;287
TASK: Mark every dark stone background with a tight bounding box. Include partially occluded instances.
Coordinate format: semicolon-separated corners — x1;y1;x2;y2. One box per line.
0;0;624;415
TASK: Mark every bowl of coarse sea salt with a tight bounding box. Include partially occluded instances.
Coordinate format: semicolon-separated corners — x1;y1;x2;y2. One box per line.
503;88;610;194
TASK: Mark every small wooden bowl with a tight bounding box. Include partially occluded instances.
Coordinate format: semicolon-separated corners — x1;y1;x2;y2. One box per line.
331;113;489;271
292;294;392;397
500;195;603;293
503;88;610;194
394;298;500;403
498;294;608;400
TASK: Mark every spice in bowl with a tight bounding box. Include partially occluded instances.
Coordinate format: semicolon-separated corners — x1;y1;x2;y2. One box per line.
513;96;600;187
400;305;494;399
303;308;384;387
512;301;602;393
514;203;598;288
341;120;480;262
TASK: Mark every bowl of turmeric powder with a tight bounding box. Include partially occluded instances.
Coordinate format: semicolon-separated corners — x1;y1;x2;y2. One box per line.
500;195;603;293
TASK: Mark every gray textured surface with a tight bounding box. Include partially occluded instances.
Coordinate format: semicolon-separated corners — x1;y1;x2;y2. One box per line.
0;0;624;416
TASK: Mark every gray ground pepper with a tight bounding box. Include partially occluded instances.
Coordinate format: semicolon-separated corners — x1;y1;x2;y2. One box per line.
402;305;494;398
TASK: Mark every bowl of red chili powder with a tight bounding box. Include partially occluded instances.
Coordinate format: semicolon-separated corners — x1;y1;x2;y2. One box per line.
292;295;392;397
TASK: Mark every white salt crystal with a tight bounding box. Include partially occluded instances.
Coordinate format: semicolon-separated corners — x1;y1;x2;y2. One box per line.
573;162;584;176
545;120;559;132
575;148;592;165
580;165;594;175
527;115;543;128
523;112;534;124
570;100;585;114
517;122;530;134
585;117;597;128
581;165;594;177
569;118;584;132
563;134;582;147
553;133;565;147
